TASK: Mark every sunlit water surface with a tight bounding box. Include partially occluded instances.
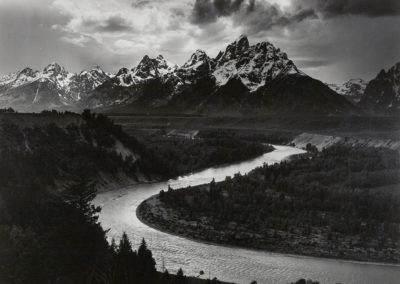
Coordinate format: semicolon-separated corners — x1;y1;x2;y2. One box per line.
95;145;400;284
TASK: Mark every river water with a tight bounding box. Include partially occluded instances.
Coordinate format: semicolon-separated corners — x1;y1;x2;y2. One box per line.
94;145;400;284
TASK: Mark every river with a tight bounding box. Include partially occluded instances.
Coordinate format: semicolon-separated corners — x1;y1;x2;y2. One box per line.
94;145;400;284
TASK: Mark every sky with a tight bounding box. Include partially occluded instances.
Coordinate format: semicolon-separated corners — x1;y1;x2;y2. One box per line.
0;0;399;83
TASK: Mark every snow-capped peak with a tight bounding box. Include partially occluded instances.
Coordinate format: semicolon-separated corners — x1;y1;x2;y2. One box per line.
18;67;38;77
43;62;66;76
327;78;367;104
155;55;177;73
112;55;177;88
182;50;211;69
0;63;111;109
132;55;176;79
212;35;301;91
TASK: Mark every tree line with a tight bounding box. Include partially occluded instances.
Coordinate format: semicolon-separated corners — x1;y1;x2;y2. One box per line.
160;145;400;259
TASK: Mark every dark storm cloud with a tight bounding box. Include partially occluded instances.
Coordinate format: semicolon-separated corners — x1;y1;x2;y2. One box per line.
191;0;245;24
191;0;317;32
82;15;134;33
214;0;245;16
191;0;217;24
300;0;400;18
237;6;316;34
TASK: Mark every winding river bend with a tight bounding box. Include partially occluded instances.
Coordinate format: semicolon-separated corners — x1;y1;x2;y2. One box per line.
94;145;400;284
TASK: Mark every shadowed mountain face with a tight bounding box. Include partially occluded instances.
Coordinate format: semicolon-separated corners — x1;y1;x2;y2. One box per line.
359;62;400;114
0;36;357;116
82;35;355;116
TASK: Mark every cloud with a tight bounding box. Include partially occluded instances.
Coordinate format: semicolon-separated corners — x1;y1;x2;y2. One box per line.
191;0;249;24
191;0;317;33
234;4;317;34
299;0;400;18
61;34;93;47
80;14;134;33
191;0;216;24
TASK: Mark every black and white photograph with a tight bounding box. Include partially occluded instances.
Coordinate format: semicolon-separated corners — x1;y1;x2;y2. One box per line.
0;0;399;283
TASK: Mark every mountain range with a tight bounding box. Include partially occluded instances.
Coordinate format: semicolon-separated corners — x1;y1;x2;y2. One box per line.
0;35;398;116
0;64;111;112
83;35;354;115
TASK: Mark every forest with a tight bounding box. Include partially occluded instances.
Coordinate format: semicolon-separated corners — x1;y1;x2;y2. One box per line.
152;145;400;262
0;111;231;284
196;129;295;145
129;128;274;177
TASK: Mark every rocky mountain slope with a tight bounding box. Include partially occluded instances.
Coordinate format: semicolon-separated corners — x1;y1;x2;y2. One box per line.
328;78;367;104
0;63;111;111
85;35;354;115
359;62;400;114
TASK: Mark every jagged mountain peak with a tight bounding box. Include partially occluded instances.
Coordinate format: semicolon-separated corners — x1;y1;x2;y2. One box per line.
92;65;104;72
182;49;211;69
217;36;251;65
236;34;250;50
390;62;400;71
360;61;400;113
43;62;66;76
237;34;248;41
132;54;176;79
213;35;301;91
156;55;177;70
380;62;400;78
136;55;152;67
18;67;38;77
134;55;159;78
116;67;129;76
79;66;107;76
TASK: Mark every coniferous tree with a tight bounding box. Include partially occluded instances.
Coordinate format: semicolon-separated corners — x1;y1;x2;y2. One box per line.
62;176;101;223
138;238;156;280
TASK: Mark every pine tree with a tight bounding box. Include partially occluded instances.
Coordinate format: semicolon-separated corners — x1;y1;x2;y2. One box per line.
176;268;185;284
62;176;100;223
137;238;156;278
118;232;133;255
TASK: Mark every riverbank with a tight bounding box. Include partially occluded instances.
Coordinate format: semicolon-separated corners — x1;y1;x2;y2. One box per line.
137;194;400;264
